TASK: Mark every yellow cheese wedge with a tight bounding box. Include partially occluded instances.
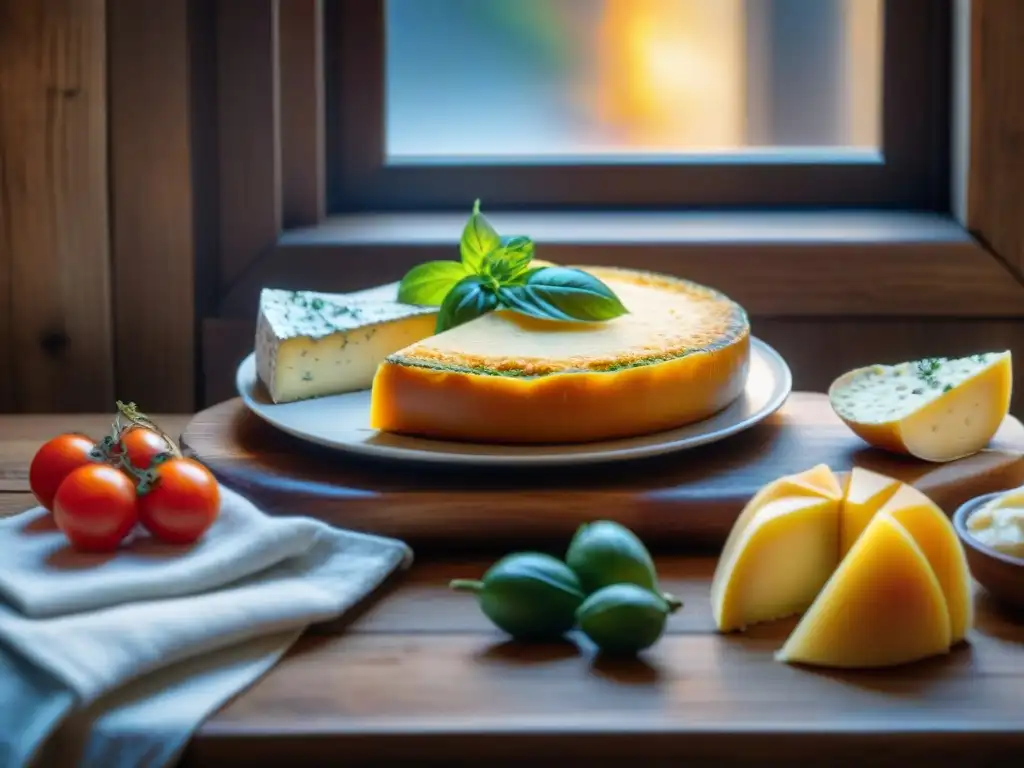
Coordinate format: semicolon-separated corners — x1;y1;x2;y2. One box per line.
828;351;1013;462
776;515;952;668
714;464;841;592
839;467;901;557
370;267;750;444
711;494;841;632
876;484;974;644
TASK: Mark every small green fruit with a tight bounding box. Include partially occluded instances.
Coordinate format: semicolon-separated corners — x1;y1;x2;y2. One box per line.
566;520;682;610
450;552;584;641
577;583;672;656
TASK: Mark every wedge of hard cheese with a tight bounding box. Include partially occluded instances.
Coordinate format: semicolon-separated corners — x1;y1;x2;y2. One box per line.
255;286;435;403
713;464;975;668
711;464;842;631
828;351;1013;462
775;514;952;668
369;267;751;444
712;494;841;632
839;467;901;557
876;483;973;644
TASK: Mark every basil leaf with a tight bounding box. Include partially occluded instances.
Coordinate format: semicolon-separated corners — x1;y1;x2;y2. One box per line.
397;260;470;306
459;199;501;273
483;236;535;283
504;265;546;286
497;267;628;323
436;275;499;333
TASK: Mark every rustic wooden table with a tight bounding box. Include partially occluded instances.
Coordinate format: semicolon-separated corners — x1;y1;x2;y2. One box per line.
2;412;1024;767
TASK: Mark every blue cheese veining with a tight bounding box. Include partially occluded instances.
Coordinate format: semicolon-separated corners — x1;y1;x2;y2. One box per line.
828;351;1013;463
255;287;437;403
830;353;1008;423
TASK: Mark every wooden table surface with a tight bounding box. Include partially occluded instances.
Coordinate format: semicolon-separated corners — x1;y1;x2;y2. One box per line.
2;412;1024;767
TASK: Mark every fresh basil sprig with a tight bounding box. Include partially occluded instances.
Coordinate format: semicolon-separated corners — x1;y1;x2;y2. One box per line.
497;267;627;322
435;275;499;333
396;260;470;305
397;200;628;333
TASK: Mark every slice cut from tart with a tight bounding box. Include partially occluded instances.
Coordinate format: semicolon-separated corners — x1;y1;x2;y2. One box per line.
369;267;751;444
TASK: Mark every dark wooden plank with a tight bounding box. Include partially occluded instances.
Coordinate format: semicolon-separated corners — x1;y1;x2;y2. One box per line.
3;413;1024;765
0;0;114;412
279;0;325;227
202;317;252;409
0;152;12;411
179;394;1024;553
108;0;196;412
218;213;1024;319
187;554;1024;765
331;558;1024;638
201;315;1024;412
217;0;282;286
0;493;35;516
190;0;223;410
967;0;1024;277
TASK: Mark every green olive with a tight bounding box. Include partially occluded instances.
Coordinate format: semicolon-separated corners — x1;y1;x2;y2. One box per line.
566;520;682;610
450;552;584;641
576;583;672;656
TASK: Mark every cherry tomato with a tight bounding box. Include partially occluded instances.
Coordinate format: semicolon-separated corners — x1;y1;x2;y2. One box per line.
29;433;98;511
116;426;174;471
53;464;138;552
137;458;220;545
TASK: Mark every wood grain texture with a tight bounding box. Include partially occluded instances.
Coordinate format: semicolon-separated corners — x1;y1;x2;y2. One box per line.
179;394;1024;553
0;0;114;413
967;0;1024;276
219;213;1024;320
108;0;196;412
0;159;11;411
278;0;325;228
201;315;1024;412
217;0;281;287
2;415;1023;765
186;560;1024;767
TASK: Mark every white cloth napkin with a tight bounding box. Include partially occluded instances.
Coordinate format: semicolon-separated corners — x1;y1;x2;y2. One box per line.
0;486;413;767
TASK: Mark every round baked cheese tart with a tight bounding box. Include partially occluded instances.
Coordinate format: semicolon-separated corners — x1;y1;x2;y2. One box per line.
370;266;751;444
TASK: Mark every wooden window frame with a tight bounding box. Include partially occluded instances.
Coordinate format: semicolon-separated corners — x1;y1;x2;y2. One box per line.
330;0;951;211
105;0;1024;411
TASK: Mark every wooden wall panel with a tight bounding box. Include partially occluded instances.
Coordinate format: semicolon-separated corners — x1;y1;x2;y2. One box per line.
0;0;114;413
108;0;196;413
220;230;1024;321
278;0;325;228
967;0;1024;276
201;316;1024;415
217;0;282;286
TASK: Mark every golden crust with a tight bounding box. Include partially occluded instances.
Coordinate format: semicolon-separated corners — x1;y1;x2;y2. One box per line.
389;266;750;377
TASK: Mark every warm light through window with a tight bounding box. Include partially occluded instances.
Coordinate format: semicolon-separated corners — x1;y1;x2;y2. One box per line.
385;0;883;159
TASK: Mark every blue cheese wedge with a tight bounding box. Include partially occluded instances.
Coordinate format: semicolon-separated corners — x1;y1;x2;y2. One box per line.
255;287;436;403
828;351;1013;462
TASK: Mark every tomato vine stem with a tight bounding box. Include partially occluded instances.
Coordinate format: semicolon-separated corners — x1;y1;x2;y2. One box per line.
87;401;181;495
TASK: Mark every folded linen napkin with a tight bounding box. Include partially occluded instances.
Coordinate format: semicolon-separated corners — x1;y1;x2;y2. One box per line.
0;485;412;767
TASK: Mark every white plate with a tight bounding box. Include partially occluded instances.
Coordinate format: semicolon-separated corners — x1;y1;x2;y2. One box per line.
236;337;792;468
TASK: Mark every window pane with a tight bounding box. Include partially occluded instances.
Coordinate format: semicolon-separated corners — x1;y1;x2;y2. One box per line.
384;0;883;161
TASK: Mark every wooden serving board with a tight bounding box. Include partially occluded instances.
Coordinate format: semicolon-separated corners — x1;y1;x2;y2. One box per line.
180;393;1024;553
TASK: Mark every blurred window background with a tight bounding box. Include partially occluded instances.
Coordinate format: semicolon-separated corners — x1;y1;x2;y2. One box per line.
384;0;883;162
